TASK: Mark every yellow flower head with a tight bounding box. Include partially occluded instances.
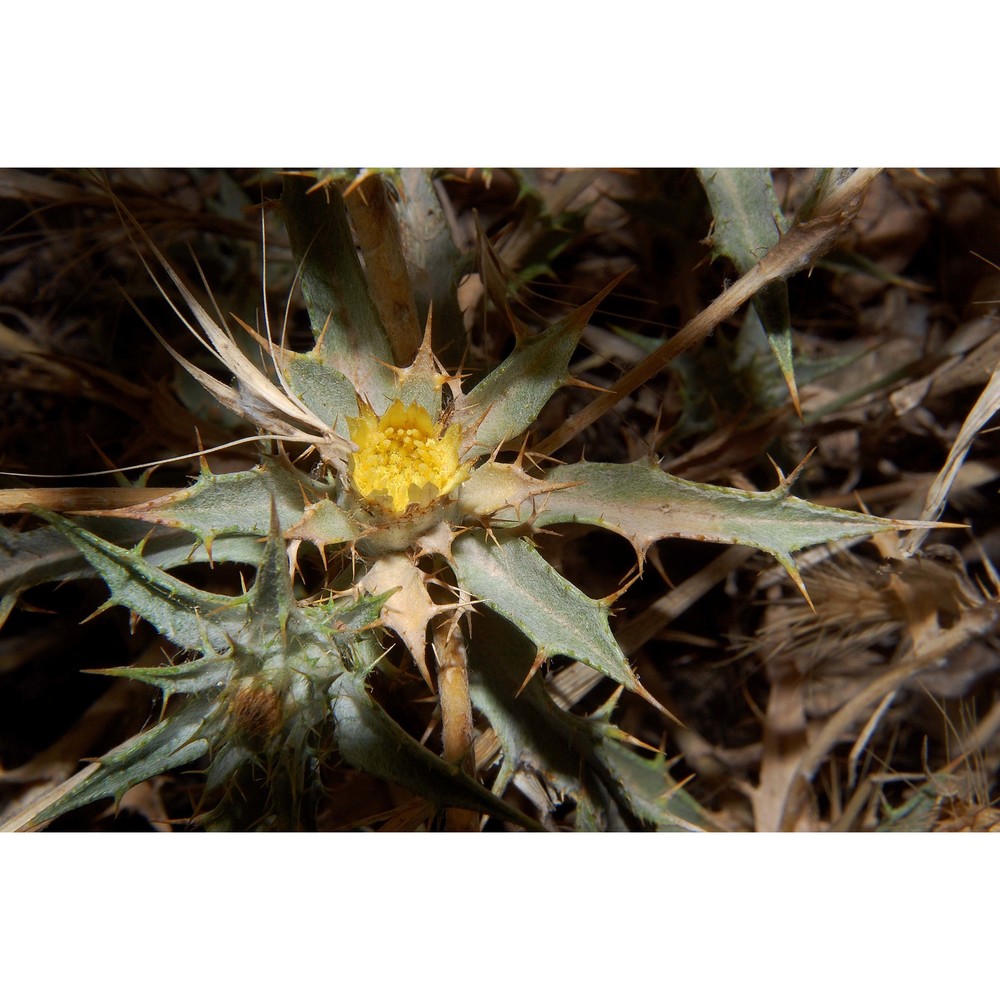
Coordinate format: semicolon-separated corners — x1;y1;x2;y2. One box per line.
347;400;467;514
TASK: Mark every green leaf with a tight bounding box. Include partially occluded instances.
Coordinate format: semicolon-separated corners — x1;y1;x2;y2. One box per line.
396;169;466;369
467;609;706;830
697;168;799;413
533;461;928;595
457;460;561;520
393;335;445;421
876;780;944;832
281;176;396;410
29;701;212;828
330;671;543;830
457;274;625;459
0;521;264;610
281;350;360;428
245;505;295;642
302;589;392;637
589;737;713;832
467;610;602;820
285;498;362;549
698;168;787;273
96;655;234;697
104;459;317;542
33;509;247;653
450;529;637;690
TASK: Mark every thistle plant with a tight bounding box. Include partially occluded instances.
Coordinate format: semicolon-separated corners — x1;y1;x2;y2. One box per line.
0;169;943;831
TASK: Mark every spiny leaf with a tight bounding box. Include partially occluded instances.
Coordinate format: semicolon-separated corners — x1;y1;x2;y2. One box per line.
245;503;295;642
302;589;393;637
0;521;264;609
393;322;445;421
330;670;543;830
457;273;626;459
28;701;212;828
122;211;336;446
458;460;565;520
467;609;705;830
450;529;637;690
32;509;247;653
532;461;939;599
590;737;713;832
467;610;596;814
281;349;360;429
697;168;799;414
98;459;316;542
285;498;362;549
396;169;466;368
358;553;438;687
281;176;396;409
94;655;233;697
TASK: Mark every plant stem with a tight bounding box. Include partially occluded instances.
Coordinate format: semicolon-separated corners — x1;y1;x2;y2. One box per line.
0;487;175;514
344;174;423;367
432;612;478;831
535;168;883;456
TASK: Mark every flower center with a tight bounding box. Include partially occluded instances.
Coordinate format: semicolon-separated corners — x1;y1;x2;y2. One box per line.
347;400;465;514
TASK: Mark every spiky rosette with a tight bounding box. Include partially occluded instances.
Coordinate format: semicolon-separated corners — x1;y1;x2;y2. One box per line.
20;506;386;829
0;172;950;832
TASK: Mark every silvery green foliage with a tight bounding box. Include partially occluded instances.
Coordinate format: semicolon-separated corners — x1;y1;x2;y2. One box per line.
0;172;928;830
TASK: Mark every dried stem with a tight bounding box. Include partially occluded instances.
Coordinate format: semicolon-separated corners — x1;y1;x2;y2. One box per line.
0;487;175;514
344;174;423;366
432;611;478;832
778;597;1000;830
535;167;883;456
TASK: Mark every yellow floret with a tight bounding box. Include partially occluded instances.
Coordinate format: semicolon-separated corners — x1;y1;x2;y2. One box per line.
347;400;467;513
